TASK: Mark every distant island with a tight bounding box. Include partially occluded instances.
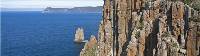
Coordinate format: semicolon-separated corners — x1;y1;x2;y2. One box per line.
42;6;102;13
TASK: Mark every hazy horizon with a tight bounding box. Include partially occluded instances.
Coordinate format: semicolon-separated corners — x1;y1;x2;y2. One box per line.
1;6;103;11
1;0;103;8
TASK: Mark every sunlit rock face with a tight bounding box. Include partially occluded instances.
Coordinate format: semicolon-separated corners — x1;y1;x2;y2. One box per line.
80;0;200;56
74;28;84;43
80;35;97;56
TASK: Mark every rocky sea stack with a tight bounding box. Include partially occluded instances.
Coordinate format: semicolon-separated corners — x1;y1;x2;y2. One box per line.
74;28;84;43
80;0;200;56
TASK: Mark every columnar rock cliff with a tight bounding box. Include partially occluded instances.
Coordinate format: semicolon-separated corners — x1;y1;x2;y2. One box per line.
80;0;200;56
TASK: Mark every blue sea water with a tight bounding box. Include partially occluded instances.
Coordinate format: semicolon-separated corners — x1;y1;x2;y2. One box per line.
1;11;102;56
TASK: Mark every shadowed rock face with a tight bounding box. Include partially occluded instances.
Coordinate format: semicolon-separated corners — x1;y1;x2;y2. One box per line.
80;0;200;56
74;28;84;43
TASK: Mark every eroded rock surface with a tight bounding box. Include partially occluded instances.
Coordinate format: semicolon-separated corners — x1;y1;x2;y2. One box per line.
80;35;97;56
80;0;200;56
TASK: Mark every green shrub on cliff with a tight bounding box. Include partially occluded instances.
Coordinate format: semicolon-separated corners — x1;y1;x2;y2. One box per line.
191;1;200;11
184;0;190;5
135;31;140;38
184;0;200;11
137;18;144;30
161;32;170;37
197;31;200;37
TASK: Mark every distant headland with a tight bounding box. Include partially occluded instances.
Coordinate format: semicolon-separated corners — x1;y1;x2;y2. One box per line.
42;6;102;13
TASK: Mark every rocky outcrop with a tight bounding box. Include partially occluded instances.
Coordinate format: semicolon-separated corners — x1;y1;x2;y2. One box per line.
80;35;97;56
80;0;200;56
74;28;84;43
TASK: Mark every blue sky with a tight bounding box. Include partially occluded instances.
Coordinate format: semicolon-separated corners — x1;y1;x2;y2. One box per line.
1;0;103;8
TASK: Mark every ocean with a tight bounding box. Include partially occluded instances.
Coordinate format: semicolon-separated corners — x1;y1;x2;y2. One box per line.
1;11;102;56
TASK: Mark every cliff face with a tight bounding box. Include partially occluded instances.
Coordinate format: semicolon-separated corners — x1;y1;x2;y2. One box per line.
80;0;200;56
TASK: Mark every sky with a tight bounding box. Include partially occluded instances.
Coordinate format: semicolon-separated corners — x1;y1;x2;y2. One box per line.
1;0;104;8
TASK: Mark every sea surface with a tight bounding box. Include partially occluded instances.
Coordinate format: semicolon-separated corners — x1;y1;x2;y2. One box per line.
1;11;102;56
